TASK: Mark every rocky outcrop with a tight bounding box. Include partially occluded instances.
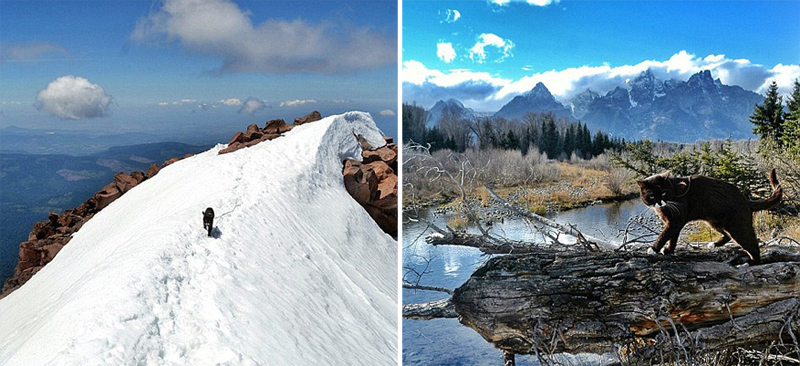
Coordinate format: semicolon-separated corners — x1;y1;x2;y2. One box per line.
218;117;304;155
1;156;192;297
294;110;322;125
343;136;398;236
2;111;397;297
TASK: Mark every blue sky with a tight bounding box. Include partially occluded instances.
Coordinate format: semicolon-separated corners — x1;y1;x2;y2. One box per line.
0;0;398;138
403;0;800;111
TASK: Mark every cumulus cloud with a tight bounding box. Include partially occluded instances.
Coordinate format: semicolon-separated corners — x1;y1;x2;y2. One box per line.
35;76;112;119
403;51;800;111
469;33;514;63
220;98;242;106
131;0;396;74
280;99;317;107
378;109;395;116
436;42;457;63
490;0;559;6
1;42;69;61
442;9;461;23
238;97;267;115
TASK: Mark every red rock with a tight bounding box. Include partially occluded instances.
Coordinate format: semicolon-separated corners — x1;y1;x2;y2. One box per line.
219;142;245;155
114;172;139;193
30;221;55;240
162;157;180;167
363;205;398;237
17;242;39;272
384;136;394;144
131;171;146;184
259;133;282;141
377;175;398;201
294;111;322;125
228;131;245;145
243;123;263;141
362;147;397;165
182;153;194;159
42;242;64;263
95;182;122;210
146;164;160;179
264;119;292;134
366;161;394;181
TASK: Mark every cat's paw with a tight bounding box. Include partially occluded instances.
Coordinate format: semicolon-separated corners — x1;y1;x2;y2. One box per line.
707;242;716;249
647;248;657;256
736;262;750;269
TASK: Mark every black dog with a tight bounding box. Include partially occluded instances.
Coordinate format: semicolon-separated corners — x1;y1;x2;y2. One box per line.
203;207;214;237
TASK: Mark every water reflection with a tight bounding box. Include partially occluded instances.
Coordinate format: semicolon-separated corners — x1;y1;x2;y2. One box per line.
402;199;649;366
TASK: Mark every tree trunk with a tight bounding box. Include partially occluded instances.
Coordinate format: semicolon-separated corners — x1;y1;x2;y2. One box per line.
451;244;800;359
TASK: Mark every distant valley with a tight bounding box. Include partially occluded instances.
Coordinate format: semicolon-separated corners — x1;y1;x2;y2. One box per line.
0;142;211;279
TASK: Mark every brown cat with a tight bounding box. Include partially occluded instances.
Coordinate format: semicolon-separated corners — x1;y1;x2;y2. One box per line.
637;169;782;264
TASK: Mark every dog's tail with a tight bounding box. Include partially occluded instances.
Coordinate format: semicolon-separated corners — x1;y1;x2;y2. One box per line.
749;168;782;211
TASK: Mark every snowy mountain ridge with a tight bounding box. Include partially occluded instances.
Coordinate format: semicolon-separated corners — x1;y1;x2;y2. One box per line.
0;112;397;365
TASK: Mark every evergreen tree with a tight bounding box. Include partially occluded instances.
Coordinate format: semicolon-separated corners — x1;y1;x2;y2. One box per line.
751;81;785;146
563;125;576;157
541;116;560;159
501;130;519;150
782;79;800;158
402;103;427;143
581;124;592;158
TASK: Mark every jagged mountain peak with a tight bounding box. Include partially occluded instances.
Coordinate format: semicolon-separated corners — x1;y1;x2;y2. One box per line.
687;69;717;88
426;98;476;128
494;82;572;121
524;82;555;99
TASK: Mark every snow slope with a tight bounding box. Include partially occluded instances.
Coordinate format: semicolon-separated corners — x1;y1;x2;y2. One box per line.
0;112;397;365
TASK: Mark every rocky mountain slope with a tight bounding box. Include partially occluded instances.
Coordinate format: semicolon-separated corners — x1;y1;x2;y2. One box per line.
427;70;764;143
425;99;477;128
494;82;574;121
0;111;397;365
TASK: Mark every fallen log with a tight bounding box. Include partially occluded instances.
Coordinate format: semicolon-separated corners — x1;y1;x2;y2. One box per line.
451;243;800;361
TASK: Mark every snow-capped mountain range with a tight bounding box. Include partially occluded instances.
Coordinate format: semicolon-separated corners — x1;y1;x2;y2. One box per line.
0;112;397;365
426;69;764;142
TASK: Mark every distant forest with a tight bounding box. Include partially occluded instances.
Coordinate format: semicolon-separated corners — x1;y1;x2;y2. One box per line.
402;103;627;159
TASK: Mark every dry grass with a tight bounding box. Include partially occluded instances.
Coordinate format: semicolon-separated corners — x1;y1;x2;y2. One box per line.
448;215;470;229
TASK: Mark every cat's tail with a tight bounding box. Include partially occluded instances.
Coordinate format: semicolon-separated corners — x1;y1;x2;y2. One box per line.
749;168;782;211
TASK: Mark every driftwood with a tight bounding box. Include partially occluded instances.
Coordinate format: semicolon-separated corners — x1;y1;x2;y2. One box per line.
451;244;800;361
404;178;800;363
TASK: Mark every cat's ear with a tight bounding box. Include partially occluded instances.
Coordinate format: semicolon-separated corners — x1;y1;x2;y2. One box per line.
636;181;645;188
659;170;671;178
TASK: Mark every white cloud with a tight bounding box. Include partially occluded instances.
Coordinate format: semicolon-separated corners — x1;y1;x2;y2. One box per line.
442;9;461;23
436;42;457;63
157;101;170;106
403;51;800;111
238;97;267;115
280;99;317;107
469;33;514;63
131;0;395;74
378;109;395;116
220;98;242;106
1;42;68;61
35;76;112;119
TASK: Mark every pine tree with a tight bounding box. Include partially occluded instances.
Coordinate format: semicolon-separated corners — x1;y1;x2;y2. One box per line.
502;130;519;150
782;79;800;158
563;125;576;157
541;117;560;159
581;124;592;158
751;80;785;146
